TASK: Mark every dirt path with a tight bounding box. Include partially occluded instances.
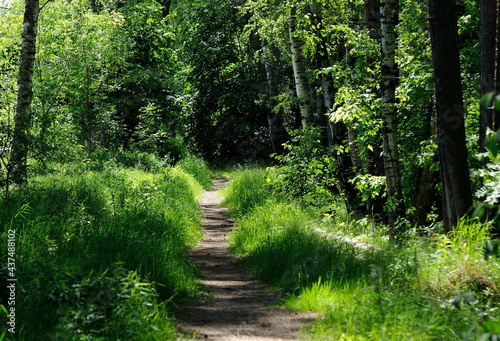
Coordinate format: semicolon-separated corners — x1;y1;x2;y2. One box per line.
177;179;316;340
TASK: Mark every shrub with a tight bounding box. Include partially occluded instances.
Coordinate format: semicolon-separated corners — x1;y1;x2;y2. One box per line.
267;128;339;207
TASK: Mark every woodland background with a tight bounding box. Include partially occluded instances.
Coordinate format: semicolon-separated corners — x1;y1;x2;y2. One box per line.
1;0;500;339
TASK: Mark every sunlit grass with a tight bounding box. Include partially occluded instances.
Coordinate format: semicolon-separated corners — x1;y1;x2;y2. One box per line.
176;154;213;190
0;161;205;340
221;168;272;217
223;167;500;341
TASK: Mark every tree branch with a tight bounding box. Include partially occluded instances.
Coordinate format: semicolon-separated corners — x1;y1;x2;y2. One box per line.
39;0;52;13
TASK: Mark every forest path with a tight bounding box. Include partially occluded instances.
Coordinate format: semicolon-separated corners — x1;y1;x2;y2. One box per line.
177;179;316;340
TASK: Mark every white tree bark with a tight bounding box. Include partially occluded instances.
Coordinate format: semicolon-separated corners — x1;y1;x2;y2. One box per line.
380;0;403;227
9;0;40;185
288;12;313;128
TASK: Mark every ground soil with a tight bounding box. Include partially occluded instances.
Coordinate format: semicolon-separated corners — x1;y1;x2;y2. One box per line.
177;179;317;341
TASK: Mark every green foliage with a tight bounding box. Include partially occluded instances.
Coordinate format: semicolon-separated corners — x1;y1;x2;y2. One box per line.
350;174;386;203
176;0;272;161
20;263;179;340
267;128;338;207
0;157;204;339
34;0;131;155
477;128;500;210
224;168;500;340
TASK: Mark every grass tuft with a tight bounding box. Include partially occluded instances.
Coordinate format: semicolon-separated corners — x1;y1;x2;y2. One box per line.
221;168;271;217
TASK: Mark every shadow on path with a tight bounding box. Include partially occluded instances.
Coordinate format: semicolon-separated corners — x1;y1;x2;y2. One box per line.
177;179;316;341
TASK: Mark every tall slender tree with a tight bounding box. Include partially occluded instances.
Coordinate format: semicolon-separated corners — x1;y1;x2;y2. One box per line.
9;0;40;185
480;0;500;155
428;0;473;230
380;0;403;228
309;2;334;145
288;8;314;128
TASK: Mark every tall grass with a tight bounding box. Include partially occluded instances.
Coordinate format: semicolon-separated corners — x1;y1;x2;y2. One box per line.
224;168;500;340
176;154;213;190
221;168;272;217
0;163;204;340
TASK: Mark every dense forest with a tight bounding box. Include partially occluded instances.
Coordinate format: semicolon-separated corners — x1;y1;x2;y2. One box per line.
1;0;500;339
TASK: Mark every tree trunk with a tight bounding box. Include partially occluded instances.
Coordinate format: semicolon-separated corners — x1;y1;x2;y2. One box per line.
9;0;40;186
428;0;473;231
480;0;500;155
413;107;439;227
161;0;171;17
365;0;380;65
262;39;287;153
309;2;334;145
380;0;404;228
495;0;500;125
288;12;314;128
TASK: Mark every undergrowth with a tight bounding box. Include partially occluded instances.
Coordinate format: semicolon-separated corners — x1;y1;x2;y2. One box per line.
0;155;206;340
224;168;500;340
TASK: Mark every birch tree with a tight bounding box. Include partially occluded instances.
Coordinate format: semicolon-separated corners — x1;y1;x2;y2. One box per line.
380;0;403;227
288;8;314;128
9;0;40;185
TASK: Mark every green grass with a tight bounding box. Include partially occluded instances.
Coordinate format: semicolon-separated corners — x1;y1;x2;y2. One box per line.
176;154;213;190
0;160;205;340
221;168;272;218
223;168;500;341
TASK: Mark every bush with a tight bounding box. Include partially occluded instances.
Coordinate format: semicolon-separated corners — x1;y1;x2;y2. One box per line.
267;128;339;207
18;263;179;340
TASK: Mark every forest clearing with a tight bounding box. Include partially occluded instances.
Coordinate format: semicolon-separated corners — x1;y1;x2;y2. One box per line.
1;0;500;339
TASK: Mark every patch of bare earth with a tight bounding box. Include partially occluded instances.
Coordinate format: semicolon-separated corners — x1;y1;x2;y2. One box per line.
177;179;317;341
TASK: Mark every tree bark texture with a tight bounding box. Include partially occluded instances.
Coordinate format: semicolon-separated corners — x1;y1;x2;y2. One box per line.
9;0;40;185
262;39;287;153
428;0;473;230
288;12;314;128
492;0;500;139
380;0;404;226
480;0;500;154
413;109;439;227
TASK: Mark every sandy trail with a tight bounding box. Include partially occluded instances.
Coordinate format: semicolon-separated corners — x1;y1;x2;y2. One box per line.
177;179;316;340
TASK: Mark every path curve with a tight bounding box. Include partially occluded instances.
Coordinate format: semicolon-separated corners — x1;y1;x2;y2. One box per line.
177;179;316;340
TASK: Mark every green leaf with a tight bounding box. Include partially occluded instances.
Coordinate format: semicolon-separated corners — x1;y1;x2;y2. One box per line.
481;92;495;108
494;94;500;111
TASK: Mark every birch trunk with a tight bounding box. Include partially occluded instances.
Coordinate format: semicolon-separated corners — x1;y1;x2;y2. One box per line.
288;12;313;128
380;0;404;227
428;0;473;231
9;0;39;185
